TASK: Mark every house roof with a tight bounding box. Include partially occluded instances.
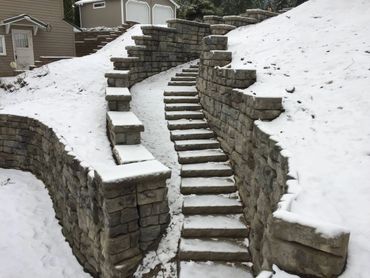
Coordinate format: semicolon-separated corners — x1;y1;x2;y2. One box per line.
0;14;50;34
75;0;180;8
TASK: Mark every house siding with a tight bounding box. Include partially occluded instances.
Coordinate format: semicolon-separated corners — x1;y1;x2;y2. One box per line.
79;0;176;28
0;0;75;76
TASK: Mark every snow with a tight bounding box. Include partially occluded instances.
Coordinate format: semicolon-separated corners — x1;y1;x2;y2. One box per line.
107;111;143;127
184;214;245;229
0;168;91;278
227;0;370;276
183;195;241;207
75;0;102;6
180;238;247;253
0;25;142;169
113;144;154;164
180;261;253;278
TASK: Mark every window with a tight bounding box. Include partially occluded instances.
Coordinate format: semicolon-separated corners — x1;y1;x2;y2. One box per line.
13;33;29;48
93;1;106;9
0;35;6;55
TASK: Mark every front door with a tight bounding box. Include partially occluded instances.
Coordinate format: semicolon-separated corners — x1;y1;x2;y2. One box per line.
12;29;34;70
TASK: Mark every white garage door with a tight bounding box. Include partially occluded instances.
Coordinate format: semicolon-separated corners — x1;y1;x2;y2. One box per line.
126;0;150;24
153;4;174;25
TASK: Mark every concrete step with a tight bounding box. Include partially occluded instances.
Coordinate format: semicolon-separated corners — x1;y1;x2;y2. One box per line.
165;111;204;120
168;119;208;130
176;72;198;77
180;261;253;278
179;238;249;261
182;214;248;237
181;162;233;177
190;64;199;69
175;139;220;151
183;195;242;214
171;76;197;82
183;68;199;73
164;86;198;96
178;149;228;164
165;103;202;111
170;129;214;141
181;177;236;195
164;96;199;104
168;81;197;86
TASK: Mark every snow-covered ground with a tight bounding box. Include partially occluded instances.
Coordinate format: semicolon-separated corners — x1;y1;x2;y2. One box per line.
228;0;370;276
0;25;142;169
0;168;91;278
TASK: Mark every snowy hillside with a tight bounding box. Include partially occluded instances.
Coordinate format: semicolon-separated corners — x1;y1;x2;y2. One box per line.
0;25;142;169
227;0;370;276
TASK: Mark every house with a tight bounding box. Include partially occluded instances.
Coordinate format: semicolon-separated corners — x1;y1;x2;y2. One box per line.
76;0;180;28
0;0;75;77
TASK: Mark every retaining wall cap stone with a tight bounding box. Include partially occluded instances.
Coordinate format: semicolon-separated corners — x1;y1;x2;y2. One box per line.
96;160;171;184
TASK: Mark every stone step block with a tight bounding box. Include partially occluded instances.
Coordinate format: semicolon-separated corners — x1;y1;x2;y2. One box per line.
183;195;242;214
164;96;199;104
165;103;202;112
211;24;236;35
171;76;197;82
223;15;258;27
107;111;144;145
170;129;214;141
181;162;233;177
180;261;253;278
105;70;130;87
168;81;197;86
165;111;204;120
167;119;208;130
181;177;236;195
178;149;228;164
182;214;248;238
179;238;250;261
175;139;220;151
113;144;154;164
105;87;131;111
176;72;198;77
183;68;199;73
164;86;198;97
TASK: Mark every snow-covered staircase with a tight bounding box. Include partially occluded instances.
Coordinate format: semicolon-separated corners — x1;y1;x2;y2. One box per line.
163;64;253;277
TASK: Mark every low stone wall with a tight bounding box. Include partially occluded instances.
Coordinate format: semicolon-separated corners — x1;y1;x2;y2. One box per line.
197;35;350;277
0;114;171;277
110;19;211;87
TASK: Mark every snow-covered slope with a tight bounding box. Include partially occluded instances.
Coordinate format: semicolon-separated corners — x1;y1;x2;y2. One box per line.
0;25;142;169
0;169;91;278
227;0;370;276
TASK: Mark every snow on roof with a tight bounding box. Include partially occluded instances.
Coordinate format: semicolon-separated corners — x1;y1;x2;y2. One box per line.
0;14;49;29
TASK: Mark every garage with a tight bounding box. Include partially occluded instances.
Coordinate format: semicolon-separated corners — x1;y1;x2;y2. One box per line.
153;4;174;25
125;0;150;24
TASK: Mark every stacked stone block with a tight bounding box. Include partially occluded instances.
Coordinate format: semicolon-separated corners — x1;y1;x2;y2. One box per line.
110;19;212;87
0;114;171;277
197;35;350;277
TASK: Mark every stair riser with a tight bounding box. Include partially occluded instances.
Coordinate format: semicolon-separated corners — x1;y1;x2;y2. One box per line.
165;105;202;111
175;143;220;151
181;169;233;177
181;186;237;195
178;154;228;164
168;123;208;130
176;73;198;77
165;114;204;120
182;229;248;238
171;77;197;82
182;206;243;215
171;133;214;141
164;98;199;104
168;81;197;86
164;91;198;96
179;251;250;262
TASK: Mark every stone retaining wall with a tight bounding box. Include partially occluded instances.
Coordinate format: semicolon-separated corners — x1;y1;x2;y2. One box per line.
110;19;211;87
0;114;171;277
197;35;350;277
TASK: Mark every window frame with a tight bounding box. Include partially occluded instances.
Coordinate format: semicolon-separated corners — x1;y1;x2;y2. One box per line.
0;35;6;56
93;1;106;9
